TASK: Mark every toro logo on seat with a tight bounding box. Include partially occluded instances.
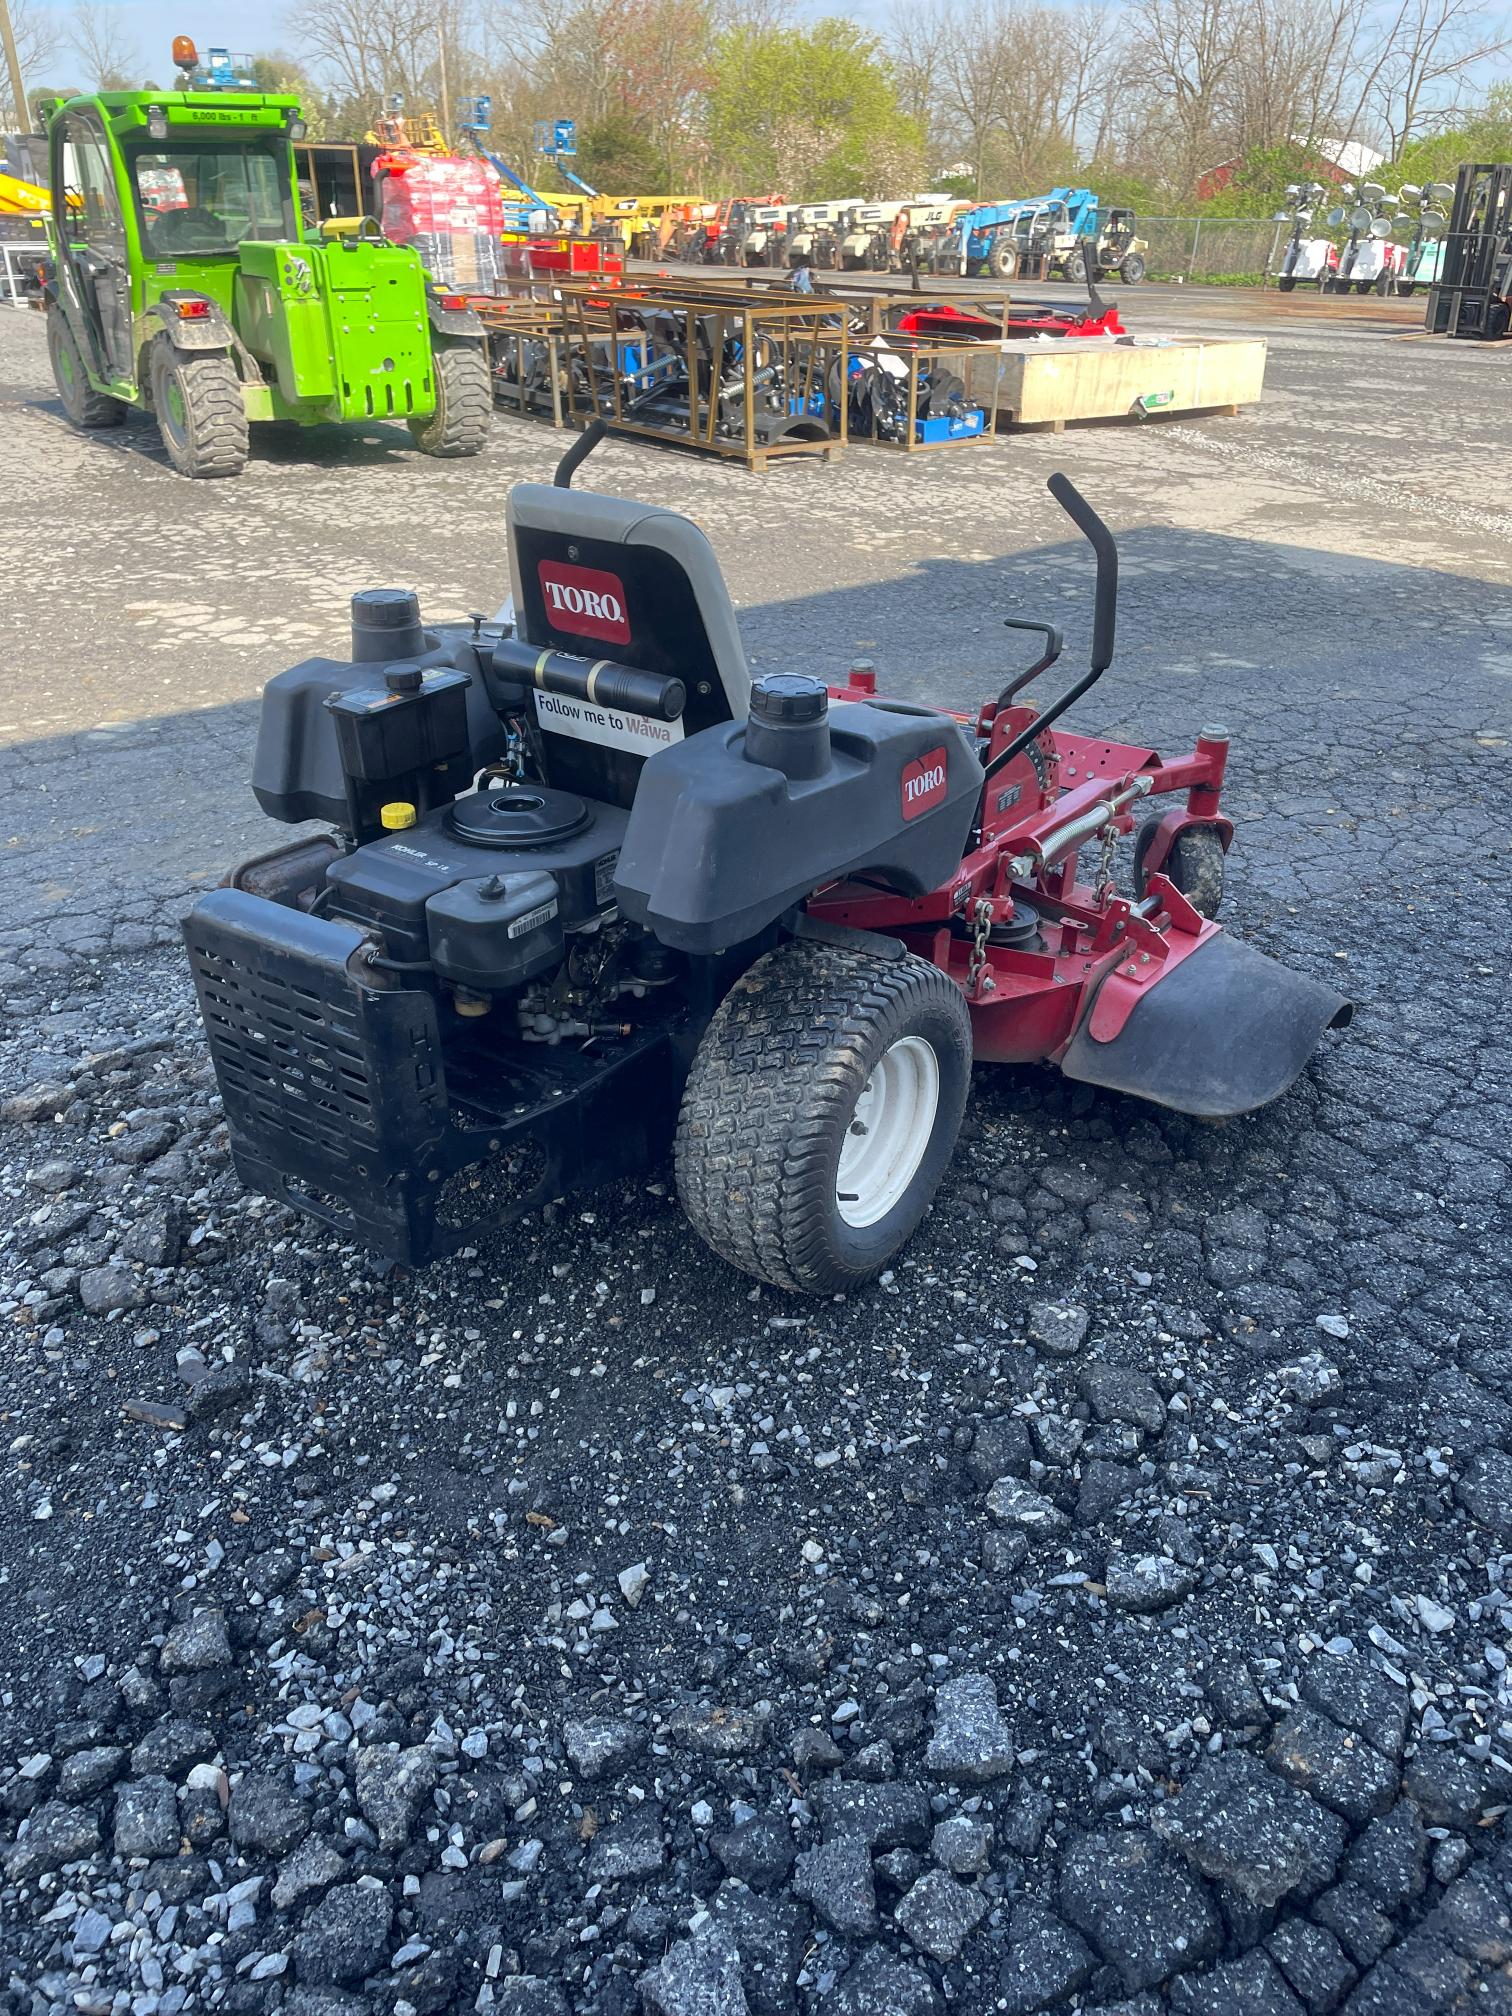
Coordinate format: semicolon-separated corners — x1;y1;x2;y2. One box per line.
537;560;631;645
901;745;949;821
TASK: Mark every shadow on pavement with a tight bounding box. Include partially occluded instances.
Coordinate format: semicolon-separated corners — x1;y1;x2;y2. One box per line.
1;523;1508;969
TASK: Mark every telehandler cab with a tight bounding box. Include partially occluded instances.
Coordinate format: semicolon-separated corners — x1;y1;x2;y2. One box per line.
41;83;490;476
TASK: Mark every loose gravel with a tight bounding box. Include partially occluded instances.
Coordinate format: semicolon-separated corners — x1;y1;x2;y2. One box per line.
2;291;1511;2016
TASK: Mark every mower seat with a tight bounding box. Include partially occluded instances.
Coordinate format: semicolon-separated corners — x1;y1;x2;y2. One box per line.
506;484;751;807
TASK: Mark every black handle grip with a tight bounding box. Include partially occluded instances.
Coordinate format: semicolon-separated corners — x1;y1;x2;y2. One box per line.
1047;471;1117;673
491;637;685;722
997;619;1064;705
553;418;608;488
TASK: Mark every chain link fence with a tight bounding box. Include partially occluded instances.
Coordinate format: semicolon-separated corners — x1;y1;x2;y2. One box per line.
1137;216;1288;284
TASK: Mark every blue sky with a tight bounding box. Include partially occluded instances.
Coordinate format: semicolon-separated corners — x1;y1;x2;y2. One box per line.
32;2;296;87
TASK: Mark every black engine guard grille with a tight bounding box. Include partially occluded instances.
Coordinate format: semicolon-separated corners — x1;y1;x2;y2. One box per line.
184;885;683;1266
184;887;450;1260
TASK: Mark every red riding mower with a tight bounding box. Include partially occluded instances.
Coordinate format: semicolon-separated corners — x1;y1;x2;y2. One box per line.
185;426;1350;1294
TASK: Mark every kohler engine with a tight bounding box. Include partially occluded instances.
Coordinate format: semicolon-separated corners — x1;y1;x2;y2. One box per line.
244;584;687;1044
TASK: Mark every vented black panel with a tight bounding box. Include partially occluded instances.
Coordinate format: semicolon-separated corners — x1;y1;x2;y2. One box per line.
184;888;450;1259
182;887;680;1264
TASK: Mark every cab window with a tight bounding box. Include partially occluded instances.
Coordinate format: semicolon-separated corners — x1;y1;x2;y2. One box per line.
126;140;295;257
58;110;125;249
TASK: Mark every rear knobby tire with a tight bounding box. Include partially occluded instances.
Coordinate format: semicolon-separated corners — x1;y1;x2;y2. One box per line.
410;339;491;458
150;339;248;478
47;305;125;428
675;940;973;1295
1133;818;1226;919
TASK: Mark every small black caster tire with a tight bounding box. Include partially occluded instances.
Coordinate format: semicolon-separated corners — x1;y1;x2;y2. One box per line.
1133;819;1226;919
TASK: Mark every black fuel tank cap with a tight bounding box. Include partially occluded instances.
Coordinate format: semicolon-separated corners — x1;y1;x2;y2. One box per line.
750;673;827;724
352;588;421;630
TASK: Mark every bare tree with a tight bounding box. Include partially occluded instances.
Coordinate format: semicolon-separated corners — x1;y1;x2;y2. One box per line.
897;0;1133;192
887;2;947;140
67;0;141;90
1059;0;1125;161
293;0;453;133
1359;0;1512;153
1286;0;1372;148
1122;0;1239;193
0;0;63;124
931;0;1020;193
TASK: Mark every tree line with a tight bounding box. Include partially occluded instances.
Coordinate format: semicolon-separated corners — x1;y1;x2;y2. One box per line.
8;0;1511;209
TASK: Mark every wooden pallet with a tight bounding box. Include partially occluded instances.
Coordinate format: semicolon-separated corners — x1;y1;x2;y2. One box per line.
963;333;1266;430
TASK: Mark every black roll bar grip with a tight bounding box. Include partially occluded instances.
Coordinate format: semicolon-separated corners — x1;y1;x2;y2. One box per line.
1047;470;1117;673
553;417;609;488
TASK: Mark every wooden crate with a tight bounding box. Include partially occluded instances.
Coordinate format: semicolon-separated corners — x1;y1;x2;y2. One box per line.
964;333;1266;431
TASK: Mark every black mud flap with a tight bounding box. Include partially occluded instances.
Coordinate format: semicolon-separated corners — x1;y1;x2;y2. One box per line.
1061;932;1352;1118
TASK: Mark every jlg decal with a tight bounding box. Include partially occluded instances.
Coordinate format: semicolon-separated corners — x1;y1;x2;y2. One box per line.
902;746;949;820
537;560;631;645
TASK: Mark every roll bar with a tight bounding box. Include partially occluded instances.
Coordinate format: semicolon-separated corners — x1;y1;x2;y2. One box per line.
981;472;1118;786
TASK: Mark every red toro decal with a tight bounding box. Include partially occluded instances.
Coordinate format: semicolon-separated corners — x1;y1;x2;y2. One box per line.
537;560;631;645
902;745;949;821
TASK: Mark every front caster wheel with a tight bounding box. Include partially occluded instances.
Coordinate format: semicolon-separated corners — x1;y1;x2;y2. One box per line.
1133;819;1227;919
675;941;972;1294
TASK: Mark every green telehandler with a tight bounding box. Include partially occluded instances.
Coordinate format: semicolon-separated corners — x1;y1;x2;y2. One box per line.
41;88;491;477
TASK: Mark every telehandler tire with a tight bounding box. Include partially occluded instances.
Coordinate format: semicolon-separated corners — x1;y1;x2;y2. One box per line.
675;940;972;1295
47;306;125;429
410;339;491;458
149;339;248;478
1064;251;1088;283
1119;253;1147;284
989;237;1018;279
1133;818;1226;920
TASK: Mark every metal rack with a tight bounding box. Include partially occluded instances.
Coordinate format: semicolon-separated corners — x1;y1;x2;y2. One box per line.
554;283;848;471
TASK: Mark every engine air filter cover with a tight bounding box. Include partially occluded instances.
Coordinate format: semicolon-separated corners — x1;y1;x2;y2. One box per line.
446;784;592;850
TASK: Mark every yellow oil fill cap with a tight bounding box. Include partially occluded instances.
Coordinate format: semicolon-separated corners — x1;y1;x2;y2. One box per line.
380;802;417;831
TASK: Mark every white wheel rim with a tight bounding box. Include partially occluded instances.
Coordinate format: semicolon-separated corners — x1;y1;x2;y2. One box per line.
835;1036;940;1229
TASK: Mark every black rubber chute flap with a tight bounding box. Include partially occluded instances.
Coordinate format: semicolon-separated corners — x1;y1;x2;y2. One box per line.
1061;932;1352;1118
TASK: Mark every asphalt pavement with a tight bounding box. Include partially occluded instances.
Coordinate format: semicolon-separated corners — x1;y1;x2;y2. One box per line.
0;286;1510;2016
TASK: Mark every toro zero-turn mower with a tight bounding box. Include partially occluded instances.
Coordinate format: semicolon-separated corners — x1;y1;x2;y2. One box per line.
184;427;1351;1294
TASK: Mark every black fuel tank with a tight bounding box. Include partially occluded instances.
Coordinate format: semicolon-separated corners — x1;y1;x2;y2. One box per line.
615;699;980;954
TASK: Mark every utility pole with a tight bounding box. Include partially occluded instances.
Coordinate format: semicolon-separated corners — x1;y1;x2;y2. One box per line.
436;2;451;147
0;0;29;135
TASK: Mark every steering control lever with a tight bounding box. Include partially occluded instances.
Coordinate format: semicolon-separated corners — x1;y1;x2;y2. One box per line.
982;472;1118;787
